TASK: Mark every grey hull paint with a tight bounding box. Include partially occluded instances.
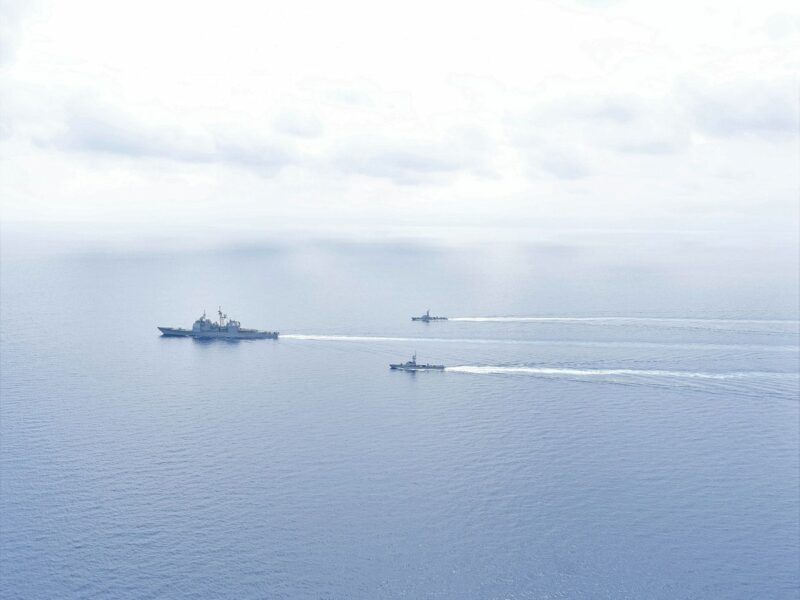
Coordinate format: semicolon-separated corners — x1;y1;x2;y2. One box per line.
157;327;278;340
389;353;445;370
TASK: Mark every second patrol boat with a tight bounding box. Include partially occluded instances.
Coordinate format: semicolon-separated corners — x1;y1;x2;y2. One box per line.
390;353;445;371
412;310;448;322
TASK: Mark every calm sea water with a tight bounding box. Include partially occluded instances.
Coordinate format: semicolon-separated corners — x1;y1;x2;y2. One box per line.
1;242;798;599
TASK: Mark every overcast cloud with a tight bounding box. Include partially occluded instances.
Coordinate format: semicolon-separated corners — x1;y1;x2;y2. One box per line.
0;0;797;249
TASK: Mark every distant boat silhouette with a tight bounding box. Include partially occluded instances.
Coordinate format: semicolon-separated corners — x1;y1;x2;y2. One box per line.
411;309;448;322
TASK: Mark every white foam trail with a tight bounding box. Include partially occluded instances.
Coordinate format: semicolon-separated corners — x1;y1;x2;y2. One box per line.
279;334;797;352
282;334;415;342
446;366;799;379
450;316;799;325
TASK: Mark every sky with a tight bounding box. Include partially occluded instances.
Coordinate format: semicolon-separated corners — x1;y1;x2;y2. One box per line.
0;0;798;251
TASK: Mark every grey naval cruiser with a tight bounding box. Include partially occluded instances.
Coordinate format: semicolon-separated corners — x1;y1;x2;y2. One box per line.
390;353;445;371
158;308;279;340
412;310;448;322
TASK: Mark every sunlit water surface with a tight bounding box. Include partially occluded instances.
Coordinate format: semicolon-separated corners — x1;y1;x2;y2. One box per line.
2;243;798;599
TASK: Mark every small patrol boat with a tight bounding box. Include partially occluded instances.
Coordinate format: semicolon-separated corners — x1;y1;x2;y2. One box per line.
390;353;445;371
158;307;279;340
412;310;448;322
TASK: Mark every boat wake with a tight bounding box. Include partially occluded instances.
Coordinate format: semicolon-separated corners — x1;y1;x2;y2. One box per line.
445;366;799;380
280;334;797;352
449;316;799;325
282;334;419;342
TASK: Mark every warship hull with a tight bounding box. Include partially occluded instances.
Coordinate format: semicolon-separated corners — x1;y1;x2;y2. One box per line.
412;310;448;322
390;353;445;371
158;327;278;339
159;307;279;340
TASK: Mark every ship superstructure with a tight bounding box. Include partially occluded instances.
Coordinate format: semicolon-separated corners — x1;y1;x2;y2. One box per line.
158;308;279;339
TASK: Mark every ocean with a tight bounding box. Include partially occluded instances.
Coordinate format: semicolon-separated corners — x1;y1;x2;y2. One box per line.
1;241;798;599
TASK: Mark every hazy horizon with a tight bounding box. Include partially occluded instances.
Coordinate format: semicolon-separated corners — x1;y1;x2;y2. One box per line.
1;0;798;253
